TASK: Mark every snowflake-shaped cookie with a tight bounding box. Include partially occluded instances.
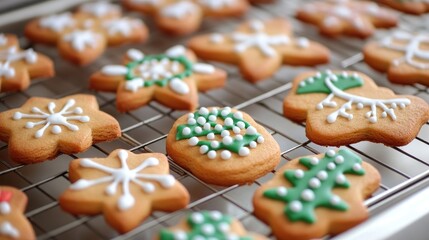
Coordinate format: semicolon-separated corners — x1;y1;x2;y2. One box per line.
166;107;280;186
60;149;190;233
122;0;249;35
253;149;380;239
283;70;429;146
24;1;148;65
363;31;429;86
188;19;330;82
296;0;397;38
90;45;227;112
0;94;121;164
0;33;53;92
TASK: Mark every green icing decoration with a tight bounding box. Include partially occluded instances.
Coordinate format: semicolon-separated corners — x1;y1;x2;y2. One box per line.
263;149;365;224
125;54;193;87
296;71;364;94
176;107;262;155
159;211;253;240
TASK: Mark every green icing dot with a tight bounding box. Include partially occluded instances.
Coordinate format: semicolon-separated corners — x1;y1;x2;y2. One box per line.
159;211;253;240
125;54;193;87
263;149;365;224
176;107;262;155
296;71;364;94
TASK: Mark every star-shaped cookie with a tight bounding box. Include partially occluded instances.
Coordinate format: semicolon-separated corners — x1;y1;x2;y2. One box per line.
0;94;121;164
296;0;397;38
363;31;429;86
60;149;190;233
90;45;227;112
0;33;54;92
283;70;429;146
122;0;249;35
188;19;330;82
24;1;148;65
253;149;380;239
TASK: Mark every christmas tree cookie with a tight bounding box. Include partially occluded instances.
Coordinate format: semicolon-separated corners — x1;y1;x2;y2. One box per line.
283;70;429;146
166;107;280;186
253;149;380;239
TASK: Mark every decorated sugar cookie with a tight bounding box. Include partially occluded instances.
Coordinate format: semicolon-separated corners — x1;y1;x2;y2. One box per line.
296;0;397;38
283;70;429;146
122;0;249;35
188;19;330;82
158;211;267;240
24;1;148;65
0;94;121;164
166;107;280;186
377;0;429;14
0;33;54;92
90;45;227;112
363;31;429;86
60;149;190;233
253;149;380;239
0;187;35;240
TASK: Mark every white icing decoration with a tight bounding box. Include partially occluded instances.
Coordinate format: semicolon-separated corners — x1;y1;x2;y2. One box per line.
103;18;143;37
0;222;19;238
127;49;144;61
125;78;145;92
0;34;6;46
39;13;75;32
101;65;128;76
229;20;289;57
380;31;429;70
331;195;341;205
294;169;304;178
309;178;321;189
161;1;198;19
166;45;186;57
313;72;411;124
317;170;328;180
169;78;190;95
0;202;10;215
193;63;215;74
13;99;90;138
301;189;315;201
210;33;224;43
221;150;231;160
63;30;100;52
296;37;309;48
70;150;175;211
290;201;302;212
277;186;287;196
131;0;161;6
199;0;236;9
0;47;38;79
80;1;120;17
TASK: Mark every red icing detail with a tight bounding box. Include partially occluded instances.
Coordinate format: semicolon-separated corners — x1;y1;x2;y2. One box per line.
0;190;12;202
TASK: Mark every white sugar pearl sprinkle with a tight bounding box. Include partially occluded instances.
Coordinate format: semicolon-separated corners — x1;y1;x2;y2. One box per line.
246;126;257;135
277;187;287;196
239;147;250;156
233;111;243;119
210;211;222;220
353;163;362;172
182;127;191;135
200;145;209;154
201;224;215;235
208;150;217;159
221;150;231;160
199;107;209;115
327;162;336;170
211;108;218;115
290;201;302;212
208;115;217;122
294;169;304;178
222;136;233;145
336;174;346;184
195;127;202;134
335;155;344;164
188;113;194;119
224;117;233;126
310;157;319;165
317;171;328;180
188;137;199;146
187;118;196;125
207;133;215;140
235;135;243;141
215;124;223;131
236;121;245;129
249;141;257;148
301;189;315;201
233;126;241;134
326;149;336;157
309;178;321;189
257;136;264;143
203;123;211;130
331;195;341;205
191;213;204;223
197;116;206;125
211;141;220;148
221;130;230;137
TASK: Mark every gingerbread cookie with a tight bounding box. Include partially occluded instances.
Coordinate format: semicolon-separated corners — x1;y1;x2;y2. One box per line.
122;0;249;35
0;33;54;92
0;186;35;240
158;211;267;240
283;70;429;146
25;1;148;65
60;149;190;233
0;94;121;164
90;45;226;112
188;19;330;82
296;0;397;38
253;149;380;239
166;107;280;186
363;31;429;86
378;0;429;14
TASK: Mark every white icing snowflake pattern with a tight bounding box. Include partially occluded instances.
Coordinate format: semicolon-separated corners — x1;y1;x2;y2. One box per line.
39;13;75;33
229;20;290;57
161;1;198;19
380;31;429;70
63;30;100;52
70;150;176;211
13;99;90;138
0;47;37;79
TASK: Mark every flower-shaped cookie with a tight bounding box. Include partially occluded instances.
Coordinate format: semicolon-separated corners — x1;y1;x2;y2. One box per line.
90;45;227;112
0;94;121;164
283;70;429;146
378;0;429;14
296;0;397;38
188;19;330;82
253;149;380;239
60;149;190;233
122;0;249;35
0;187;35;240
0;33;54;92
24;1;148;65
158;211;267;239
166;107;280;186
363;31;429;86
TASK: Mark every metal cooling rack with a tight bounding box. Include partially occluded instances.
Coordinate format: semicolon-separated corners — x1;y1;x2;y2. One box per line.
0;0;429;239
